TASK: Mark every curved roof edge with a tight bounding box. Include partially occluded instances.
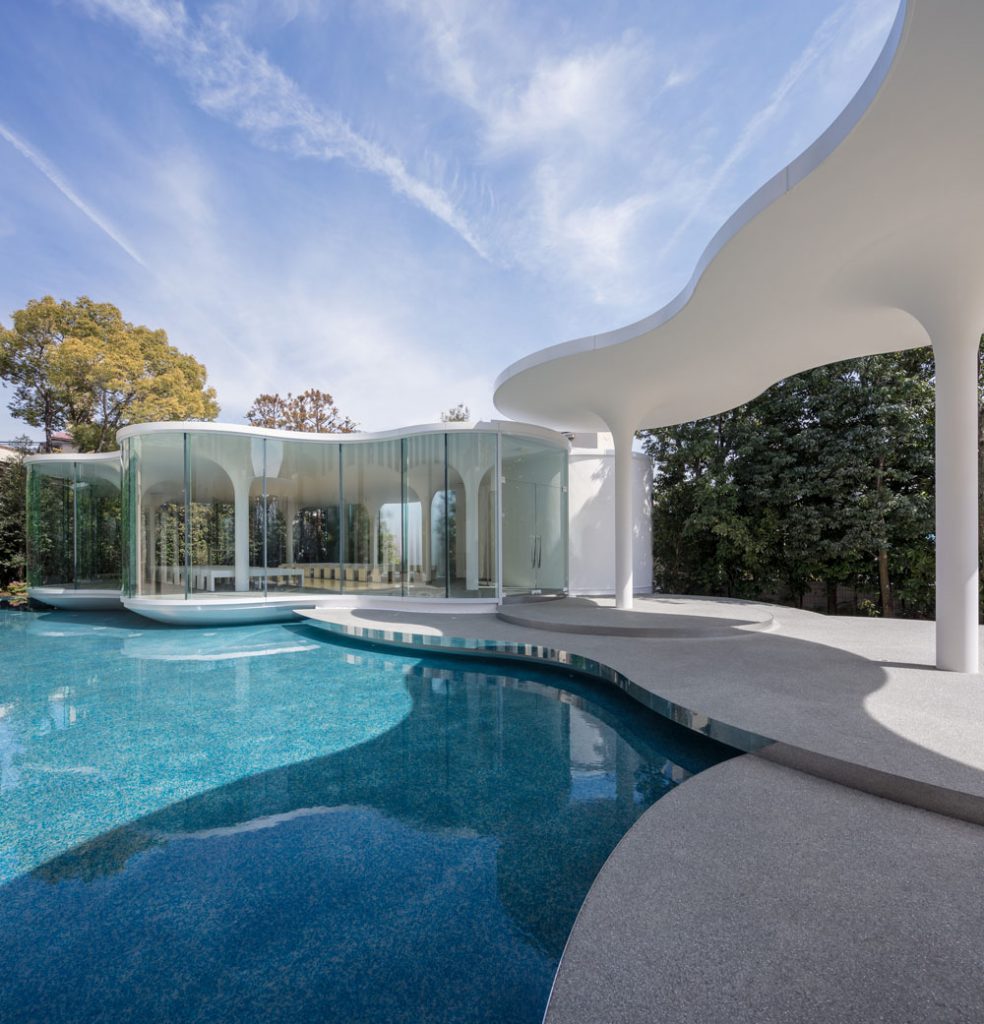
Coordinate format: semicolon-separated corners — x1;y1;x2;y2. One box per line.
24;451;122;466
116;418;568;447
493;0;907;397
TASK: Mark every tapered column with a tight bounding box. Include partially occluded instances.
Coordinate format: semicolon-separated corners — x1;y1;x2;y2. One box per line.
934;337;979;672
464;472;480;592
421;493;432;583
613;428;634;610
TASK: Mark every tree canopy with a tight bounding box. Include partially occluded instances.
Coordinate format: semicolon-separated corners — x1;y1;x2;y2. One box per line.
245;388;357;433
640;346;953;617
441;403;470;423
0;296;219;452
0;439;29;589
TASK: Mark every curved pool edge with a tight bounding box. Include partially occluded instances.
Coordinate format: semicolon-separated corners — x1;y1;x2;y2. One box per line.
295;611;770;754
296;610;984;829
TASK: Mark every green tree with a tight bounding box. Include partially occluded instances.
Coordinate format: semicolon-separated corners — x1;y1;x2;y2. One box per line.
0;296;219;452
0;439;31;588
641;346;941;617
0;297;72;451
245;388;357;433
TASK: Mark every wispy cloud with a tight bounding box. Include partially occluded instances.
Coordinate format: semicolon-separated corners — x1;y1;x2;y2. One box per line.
77;0;488;257
656;1;895;263
0;120;146;268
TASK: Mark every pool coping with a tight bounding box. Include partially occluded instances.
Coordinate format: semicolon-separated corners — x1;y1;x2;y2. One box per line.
296;610;984;828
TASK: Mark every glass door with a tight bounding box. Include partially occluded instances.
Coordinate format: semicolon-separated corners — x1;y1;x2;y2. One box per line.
533;481;566;593
501;478;536;595
501;435;568;597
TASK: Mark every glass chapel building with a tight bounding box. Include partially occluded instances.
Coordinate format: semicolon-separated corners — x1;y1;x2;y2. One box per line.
25;420;650;625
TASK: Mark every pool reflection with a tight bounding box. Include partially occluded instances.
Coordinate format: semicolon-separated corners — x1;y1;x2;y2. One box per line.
1;645;735;1024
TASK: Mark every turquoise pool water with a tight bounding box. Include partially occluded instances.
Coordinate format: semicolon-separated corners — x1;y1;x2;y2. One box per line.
0;608;736;1023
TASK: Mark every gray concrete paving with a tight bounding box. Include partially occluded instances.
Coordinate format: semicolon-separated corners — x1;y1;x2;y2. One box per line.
296;596;984;1024
545;755;984;1024
298;597;984;804
497;595;774;637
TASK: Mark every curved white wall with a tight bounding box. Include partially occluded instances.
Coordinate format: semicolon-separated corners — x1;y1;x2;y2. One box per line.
568;435;652;597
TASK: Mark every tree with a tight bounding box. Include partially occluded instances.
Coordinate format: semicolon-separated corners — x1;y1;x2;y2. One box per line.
245;389;357;433
0;296;219;452
640;346;941;617
0;439;31;588
0;297;72;451
441;403;470;423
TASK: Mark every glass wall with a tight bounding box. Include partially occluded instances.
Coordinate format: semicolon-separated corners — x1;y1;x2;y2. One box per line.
26;458;122;591
265;438;341;595
188;432;259;594
129;433;187;597
122;427;565;602
447;432;498;598
501;436;568;596
405;433;448;598
342;439;403;595
75;461;122;588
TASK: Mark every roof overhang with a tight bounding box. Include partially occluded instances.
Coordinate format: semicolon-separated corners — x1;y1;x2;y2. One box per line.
494;0;984;434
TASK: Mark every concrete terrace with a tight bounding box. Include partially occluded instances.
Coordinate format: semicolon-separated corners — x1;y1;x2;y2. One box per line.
297;596;984;1023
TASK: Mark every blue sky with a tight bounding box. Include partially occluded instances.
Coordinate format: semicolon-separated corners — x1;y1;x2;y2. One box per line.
0;0;898;439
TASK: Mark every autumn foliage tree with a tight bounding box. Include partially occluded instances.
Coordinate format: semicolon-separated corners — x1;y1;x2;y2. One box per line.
245;389;357;433
0;296;219;452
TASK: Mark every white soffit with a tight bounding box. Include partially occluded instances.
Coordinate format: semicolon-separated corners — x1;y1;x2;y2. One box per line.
494;0;984;433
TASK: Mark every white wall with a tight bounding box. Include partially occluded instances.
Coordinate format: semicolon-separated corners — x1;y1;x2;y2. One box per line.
568;434;652;596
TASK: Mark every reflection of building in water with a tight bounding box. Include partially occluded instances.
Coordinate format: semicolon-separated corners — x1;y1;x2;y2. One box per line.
568;707;620;804
46;688;80;731
36;659;697;959
0;704;23;792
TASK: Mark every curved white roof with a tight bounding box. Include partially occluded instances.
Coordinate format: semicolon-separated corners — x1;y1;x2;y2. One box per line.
494;0;983;434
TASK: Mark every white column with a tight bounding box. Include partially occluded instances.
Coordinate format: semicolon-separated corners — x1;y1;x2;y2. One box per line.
464;473;480;592
422;493;432;583
934;337;980;672
369;501;380;575
284;497;294;564
613;428;634;610
234;477;250;592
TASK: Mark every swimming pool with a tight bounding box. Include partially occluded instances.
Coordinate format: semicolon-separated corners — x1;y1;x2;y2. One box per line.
0;608;736;1023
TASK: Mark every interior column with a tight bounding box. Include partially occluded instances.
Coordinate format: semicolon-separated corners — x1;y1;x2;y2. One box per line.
233;475;250;592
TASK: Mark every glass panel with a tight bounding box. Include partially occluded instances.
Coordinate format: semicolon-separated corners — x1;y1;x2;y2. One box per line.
26;464;74;588
501;478;535;596
342;439;403;595
446;432;498;598
74;460;121;590
121;442;134;597
188;433;259;595
132;433;187;597
501;435;568;596
404;433;447;598
264;438;342;594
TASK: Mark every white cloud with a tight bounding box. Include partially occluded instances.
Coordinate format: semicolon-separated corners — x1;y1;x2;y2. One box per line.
483;40;649;154
77;0;488;257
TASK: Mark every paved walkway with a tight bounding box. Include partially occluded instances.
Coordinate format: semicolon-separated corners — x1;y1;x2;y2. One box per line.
299;596;984;810
297;596;984;1024
546;755;984;1024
